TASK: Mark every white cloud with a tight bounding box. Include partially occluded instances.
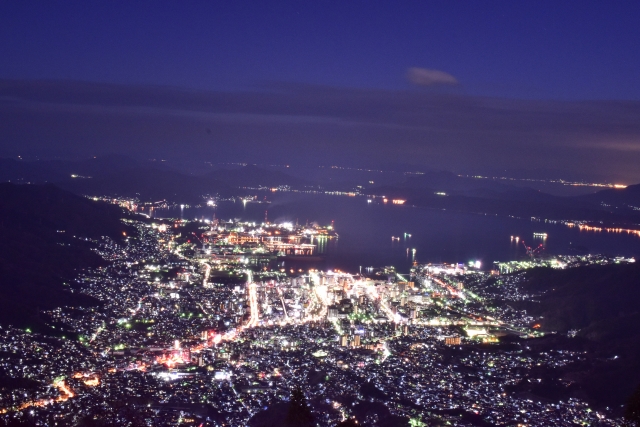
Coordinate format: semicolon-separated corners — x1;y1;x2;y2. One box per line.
407;67;458;86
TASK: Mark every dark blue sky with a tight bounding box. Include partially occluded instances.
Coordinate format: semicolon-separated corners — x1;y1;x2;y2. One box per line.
2;2;640;182
1;1;639;100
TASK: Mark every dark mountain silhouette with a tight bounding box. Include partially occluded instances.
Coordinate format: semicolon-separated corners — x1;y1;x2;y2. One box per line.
626;382;640;425
402;170;513;193
3;157;640;225
0;158;69;183
0;155;153;183
519;263;640;334
206;165;313;189
580;183;640;209
510;263;640;413
58;167;237;203
0;157;313;203
368;174;640;224
0;183;132;330
369;185;640;224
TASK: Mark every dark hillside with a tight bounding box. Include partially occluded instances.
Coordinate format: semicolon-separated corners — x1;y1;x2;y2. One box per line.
580;183;640;209
519;263;640;333
58;167;236;203
405;191;636;223
206;165;313;189
0;158;313;203
0;155;149;183
0;183;132;329
515;263;640;411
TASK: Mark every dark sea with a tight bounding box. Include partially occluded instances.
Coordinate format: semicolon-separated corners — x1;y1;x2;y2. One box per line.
152;193;640;274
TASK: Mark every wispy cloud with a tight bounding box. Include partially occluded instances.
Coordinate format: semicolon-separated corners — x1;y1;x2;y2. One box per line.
407;67;458;86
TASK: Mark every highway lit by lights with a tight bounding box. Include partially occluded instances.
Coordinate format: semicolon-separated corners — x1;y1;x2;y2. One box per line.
247;281;260;328
430;276;466;299
202;261;211;286
305;284;329;321
0;380;75;414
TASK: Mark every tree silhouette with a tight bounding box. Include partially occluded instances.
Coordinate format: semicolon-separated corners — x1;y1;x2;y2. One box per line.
626;382;640;426
3;419;34;427
335;418;359;427
284;385;315;427
75;399;147;427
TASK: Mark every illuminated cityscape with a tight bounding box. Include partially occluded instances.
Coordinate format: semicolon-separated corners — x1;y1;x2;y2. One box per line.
2;2;640;426
0;212;634;426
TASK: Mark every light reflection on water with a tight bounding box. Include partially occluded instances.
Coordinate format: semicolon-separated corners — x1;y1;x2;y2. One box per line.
153;193;640;273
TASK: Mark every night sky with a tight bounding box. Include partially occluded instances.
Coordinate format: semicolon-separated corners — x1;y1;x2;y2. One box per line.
1;1;640;181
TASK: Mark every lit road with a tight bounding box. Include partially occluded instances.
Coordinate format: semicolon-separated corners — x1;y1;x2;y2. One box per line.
302;282;329;322
246;270;260;328
89;322;106;343
431;275;465;299
197;262;213;316
276;286;289;320
358;280;396;322
202;262;211;287
0;380;75;414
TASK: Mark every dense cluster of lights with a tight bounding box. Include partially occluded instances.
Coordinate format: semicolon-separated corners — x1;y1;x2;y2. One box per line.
0;217;631;426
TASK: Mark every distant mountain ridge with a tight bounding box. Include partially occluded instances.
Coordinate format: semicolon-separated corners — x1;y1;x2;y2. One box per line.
2;156;640;225
0;155;155;183
368;174;640;225
205;164;313;189
0;157;313;203
59;168;237;202
579;183;640;207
